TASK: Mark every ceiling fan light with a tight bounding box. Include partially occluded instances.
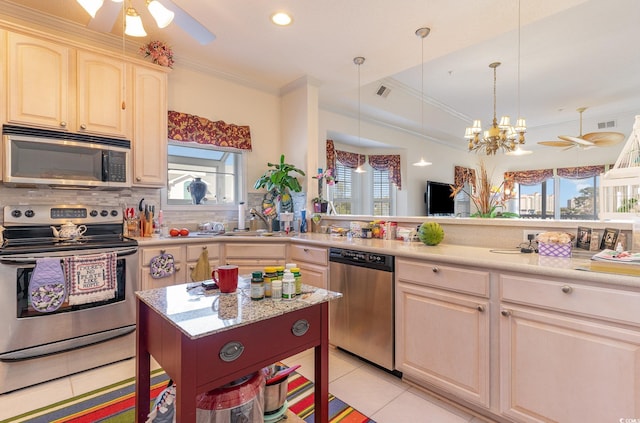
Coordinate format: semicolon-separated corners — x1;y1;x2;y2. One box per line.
125;7;147;37
77;0;104;18
147;0;175;28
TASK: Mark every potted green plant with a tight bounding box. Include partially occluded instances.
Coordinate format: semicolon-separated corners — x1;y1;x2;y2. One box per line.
254;154;305;214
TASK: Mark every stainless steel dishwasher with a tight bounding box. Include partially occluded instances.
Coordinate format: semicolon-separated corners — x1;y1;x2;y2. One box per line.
329;247;398;374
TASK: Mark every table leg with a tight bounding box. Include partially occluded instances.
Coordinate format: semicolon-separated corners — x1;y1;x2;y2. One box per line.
314;301;329;423
135;301;151;423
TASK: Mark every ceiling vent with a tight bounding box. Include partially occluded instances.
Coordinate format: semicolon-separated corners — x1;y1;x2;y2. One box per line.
598;120;617;129
376;85;391;98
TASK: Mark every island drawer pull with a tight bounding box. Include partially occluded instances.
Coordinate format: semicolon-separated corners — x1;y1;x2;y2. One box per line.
219;341;244;362
292;319;310;336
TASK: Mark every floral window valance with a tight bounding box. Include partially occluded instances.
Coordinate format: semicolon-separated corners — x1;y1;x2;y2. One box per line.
557;165;605;179
369;155;402;190
167;110;252;151
325;140;401;189
503;168;553;194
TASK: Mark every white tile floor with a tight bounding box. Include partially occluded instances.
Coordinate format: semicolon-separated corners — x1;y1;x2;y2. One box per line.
0;347;491;422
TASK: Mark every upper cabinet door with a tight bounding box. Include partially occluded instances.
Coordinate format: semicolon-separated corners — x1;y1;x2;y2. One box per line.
76;51;129;138
7;32;70;130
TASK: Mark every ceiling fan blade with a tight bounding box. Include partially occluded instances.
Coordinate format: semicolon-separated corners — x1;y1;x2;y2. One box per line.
162;0;216;45
87;1;121;33
558;135;594;146
538;140;575;147
582;131;625;146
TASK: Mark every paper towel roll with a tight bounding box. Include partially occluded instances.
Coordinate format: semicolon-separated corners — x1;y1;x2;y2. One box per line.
238;202;245;231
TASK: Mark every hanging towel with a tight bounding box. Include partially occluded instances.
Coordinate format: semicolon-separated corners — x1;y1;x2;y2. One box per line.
64;252;117;305
29;258;66;313
190;248;211;282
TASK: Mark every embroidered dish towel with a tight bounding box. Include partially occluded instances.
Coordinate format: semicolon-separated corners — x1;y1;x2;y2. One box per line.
150;253;175;279
29;258;66;313
64;252;117;305
190;248;211;282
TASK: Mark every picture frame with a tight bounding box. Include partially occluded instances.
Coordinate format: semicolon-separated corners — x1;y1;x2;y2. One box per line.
576;226;592;250
599;228;620;251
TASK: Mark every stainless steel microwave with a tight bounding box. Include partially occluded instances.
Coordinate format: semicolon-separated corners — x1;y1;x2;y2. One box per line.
2;125;131;189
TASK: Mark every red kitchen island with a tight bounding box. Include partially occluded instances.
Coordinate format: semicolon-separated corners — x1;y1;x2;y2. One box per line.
135;279;341;422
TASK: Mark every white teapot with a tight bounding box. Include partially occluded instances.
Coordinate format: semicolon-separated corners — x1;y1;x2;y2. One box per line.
51;222;87;239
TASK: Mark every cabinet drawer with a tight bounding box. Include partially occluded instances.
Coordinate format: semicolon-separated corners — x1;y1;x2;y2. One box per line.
194;306;321;390
500;274;640;326
224;243;286;259
396;258;489;297
186;243;221;261
290;244;328;266
140;245;184;264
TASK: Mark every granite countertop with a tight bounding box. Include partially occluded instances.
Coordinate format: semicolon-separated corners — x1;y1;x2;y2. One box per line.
135;277;342;340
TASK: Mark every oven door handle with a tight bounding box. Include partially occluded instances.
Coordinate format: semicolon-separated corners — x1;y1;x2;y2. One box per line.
0;247;138;264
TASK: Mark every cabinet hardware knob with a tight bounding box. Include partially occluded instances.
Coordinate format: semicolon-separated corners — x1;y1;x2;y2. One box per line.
160;249;166;254
561;285;573;294
432;267;439;273
304;248;310;253
202;246;208;250
80;124;87;130
60;121;67;127
136;176;142;181
189;265;194;270
175;265;180;271
477;305;485;312
501;310;511;317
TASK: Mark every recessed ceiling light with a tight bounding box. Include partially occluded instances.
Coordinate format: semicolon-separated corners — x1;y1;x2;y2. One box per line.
271;12;292;26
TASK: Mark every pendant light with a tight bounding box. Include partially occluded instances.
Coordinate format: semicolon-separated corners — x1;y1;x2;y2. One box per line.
413;27;433;167
506;0;532;156
354;56;367;174
147;0;175;28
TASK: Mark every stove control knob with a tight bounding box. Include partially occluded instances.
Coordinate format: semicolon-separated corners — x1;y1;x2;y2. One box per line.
24;209;35;218
11;209;22;218
111;209;119;217
100;210;108;217
90;210;98;217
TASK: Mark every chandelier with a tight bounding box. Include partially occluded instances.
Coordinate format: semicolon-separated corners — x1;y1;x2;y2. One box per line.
464;62;526;155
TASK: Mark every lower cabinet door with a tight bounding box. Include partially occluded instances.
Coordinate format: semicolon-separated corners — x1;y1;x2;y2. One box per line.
396;281;490;408
499;306;640;423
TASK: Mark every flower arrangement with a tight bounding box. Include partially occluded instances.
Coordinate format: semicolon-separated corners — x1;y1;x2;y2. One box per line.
312;168;335;204
450;160;517;218
139;40;174;68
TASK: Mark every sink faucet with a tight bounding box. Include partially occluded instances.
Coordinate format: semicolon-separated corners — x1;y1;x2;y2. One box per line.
249;208;273;231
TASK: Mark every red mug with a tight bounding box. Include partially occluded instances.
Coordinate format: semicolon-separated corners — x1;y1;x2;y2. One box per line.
212;265;239;293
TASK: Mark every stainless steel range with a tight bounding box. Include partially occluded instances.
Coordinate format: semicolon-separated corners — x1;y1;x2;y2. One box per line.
0;204;138;393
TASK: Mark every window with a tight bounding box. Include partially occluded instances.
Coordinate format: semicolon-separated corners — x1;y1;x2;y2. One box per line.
164;141;244;208
373;169;391;216
518;174;599;220
331;163;394;215
332;164;353;214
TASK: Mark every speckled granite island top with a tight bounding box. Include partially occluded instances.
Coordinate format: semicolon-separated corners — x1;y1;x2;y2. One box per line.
135;277;342;340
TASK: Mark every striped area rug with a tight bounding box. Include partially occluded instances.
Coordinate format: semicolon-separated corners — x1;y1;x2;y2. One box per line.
2;369;375;423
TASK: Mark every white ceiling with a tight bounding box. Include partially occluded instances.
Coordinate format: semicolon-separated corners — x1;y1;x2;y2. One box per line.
3;0;640;151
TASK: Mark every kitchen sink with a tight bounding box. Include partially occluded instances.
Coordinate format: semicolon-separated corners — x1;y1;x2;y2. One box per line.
220;231;287;237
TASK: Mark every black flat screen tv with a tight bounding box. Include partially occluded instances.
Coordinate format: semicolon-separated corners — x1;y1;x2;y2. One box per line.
425;181;455;216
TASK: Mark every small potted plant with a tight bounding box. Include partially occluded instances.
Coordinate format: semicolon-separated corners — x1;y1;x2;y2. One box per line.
254;154;305;216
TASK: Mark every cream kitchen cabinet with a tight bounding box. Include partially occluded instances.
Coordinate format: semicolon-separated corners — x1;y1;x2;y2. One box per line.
7;33;129;138
132;65;168;186
223;242;287;275
289;243;328;289
0;29;6;179
499;273;640;423
395;258;491;409
7;32;70;130
186;243;221;280
139;245;185;291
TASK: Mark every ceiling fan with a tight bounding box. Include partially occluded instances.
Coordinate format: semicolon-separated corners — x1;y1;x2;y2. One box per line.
538;107;625;150
78;0;215;45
